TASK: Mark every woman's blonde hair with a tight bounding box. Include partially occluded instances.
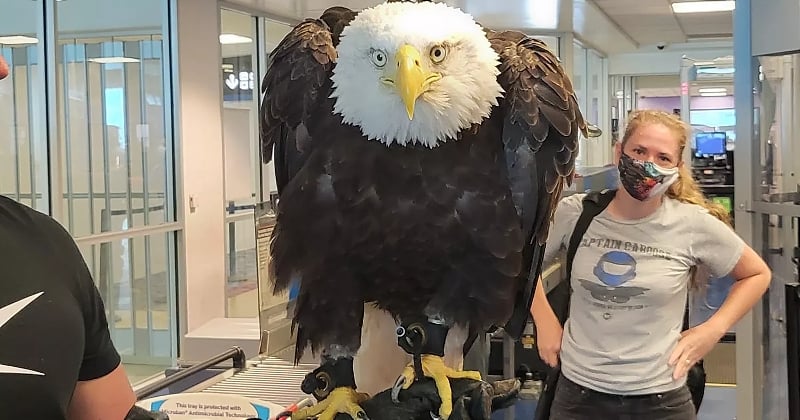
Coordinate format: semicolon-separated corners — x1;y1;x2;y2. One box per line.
621;109;731;226
621;110;732;288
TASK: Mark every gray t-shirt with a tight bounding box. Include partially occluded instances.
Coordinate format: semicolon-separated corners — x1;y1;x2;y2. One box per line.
543;192;745;395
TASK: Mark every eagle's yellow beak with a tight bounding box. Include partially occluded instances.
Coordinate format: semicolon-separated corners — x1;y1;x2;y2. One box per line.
394;45;438;120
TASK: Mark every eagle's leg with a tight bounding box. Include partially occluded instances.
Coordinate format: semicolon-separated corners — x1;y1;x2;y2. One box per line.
290;345;370;420
391;315;481;419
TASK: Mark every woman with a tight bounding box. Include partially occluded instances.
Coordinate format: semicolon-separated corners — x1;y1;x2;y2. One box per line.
531;109;770;419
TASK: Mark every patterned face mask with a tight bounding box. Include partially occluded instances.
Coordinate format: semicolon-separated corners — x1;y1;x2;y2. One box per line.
617;152;679;201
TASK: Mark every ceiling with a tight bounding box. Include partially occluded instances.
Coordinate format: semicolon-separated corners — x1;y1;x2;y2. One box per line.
637;82;734;97
223;0;640;53
593;0;733;46
637;74;734;97
222;0;732;53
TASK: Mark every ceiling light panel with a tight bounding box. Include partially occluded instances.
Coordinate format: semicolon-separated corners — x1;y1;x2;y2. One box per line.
671;1;735;14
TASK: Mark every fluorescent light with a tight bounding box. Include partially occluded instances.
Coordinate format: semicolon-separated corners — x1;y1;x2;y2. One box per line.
698;87;727;93
525;0;558;30
219;34;252;45
700;92;728;97
672;1;735;13
697;67;735;75
88;57;141;64
0;36;39;45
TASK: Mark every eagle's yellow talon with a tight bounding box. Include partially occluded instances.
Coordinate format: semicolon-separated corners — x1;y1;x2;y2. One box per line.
292;387;369;420
393;354;482;419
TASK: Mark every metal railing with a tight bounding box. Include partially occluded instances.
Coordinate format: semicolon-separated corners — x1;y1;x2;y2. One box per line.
135;347;247;400
226;200;256;280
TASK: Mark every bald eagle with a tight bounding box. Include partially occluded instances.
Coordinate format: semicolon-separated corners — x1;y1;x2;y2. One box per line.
260;1;592;419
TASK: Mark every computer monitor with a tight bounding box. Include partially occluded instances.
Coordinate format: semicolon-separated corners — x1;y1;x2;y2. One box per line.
695;132;727;156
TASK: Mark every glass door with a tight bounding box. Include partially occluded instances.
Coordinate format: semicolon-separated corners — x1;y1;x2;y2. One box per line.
220;8;261;318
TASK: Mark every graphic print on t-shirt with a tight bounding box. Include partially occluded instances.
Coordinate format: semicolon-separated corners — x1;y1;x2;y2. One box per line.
578;250;649;305
0;292;45;376
576;235;676;312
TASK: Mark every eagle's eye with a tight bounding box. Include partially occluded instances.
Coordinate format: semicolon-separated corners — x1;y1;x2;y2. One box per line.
429;45;447;64
370;49;388;68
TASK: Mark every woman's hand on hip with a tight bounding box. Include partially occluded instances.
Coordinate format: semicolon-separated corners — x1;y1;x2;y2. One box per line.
668;323;725;379
535;315;563;368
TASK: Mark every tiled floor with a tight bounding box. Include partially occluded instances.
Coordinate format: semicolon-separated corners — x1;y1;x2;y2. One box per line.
698;386;737;420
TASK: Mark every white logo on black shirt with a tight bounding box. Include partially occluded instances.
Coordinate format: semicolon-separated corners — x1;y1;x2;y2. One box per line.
0;292;45;376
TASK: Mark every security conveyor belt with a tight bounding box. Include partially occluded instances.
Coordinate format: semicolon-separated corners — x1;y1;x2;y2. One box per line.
198;355;316;408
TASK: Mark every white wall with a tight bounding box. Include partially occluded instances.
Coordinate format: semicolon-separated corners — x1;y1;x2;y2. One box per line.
609;40;734;76
636;75;681;90
173;0;227;335
572;0;638;55
223;107;255;203
2;0;163;37
752;0;800;56
222;106;257;254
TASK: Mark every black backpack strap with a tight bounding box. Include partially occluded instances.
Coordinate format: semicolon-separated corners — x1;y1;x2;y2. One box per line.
561;189;617;319
566;190;617;287
683;299;691;331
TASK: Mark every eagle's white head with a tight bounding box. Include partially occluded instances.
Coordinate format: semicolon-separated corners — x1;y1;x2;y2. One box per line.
330;1;504;148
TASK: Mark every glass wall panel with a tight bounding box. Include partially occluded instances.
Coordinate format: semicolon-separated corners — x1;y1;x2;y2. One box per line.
758;53;800;197
218;15;294;319
54;0;177;366
221;9;260;318
262;19;293;195
586;50;603;131
533;35;559;58
77;231;177;365
55;0;174;238
609;76;636;145
573;42;587;165
0;0;49;212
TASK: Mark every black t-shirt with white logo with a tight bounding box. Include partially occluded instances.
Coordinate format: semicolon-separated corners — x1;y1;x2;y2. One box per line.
0;196;121;418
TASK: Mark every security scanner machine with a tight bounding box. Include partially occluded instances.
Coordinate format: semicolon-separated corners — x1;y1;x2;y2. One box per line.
675;57;740;387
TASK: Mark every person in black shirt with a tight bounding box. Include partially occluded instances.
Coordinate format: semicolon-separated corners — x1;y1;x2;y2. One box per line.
0;55;136;419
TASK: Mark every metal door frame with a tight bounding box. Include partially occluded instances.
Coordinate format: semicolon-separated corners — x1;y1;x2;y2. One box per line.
734;0;800;419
